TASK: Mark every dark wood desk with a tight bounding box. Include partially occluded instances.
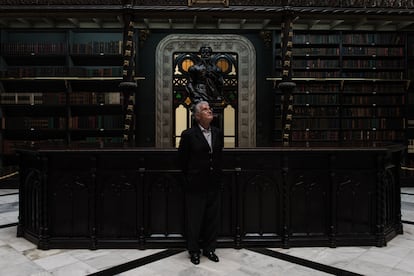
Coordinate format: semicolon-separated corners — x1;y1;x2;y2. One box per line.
17;146;404;249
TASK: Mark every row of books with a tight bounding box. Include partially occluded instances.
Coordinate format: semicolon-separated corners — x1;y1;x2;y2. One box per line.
290;59;403;68
293;60;340;68
294;95;338;104
2;42;68;55
2;117;65;129
343;83;406;93
293;71;341;78
342;46;404;55
284;33;404;45
374;107;402;116
342;60;404;67
277;110;402;120
290;130;339;140
342;72;404;79
5;67;123;78
276;47;404;59
292;87;405;96
343;96;403;105
276;127;405;142
342;107;401;116
277;46;403;56
1;116;126;129
69;115;123;129
290;47;404;56
341;118;404;128
293;34;341;44
295;83;340;93
0;92;124;105
292;119;339;128
1;41;123;55
287;118;404;129
293;48;340;55
286;130;404;141
294;106;339;116
342;33;405;44
340;108;372;116
1;93;66;105
342;130;404;140
69;92;122;105
71;41;123;55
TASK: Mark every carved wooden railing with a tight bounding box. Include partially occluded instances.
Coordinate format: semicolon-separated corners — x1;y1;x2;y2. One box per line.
17;146;404;249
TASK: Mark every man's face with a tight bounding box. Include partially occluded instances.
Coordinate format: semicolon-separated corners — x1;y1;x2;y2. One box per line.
196;103;213;125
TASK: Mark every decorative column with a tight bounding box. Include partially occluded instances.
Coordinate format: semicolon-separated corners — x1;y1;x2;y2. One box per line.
279;10;296;249
279;12;296;147
120;5;137;146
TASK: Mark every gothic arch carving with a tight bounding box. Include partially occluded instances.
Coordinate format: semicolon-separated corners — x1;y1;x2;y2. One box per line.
155;34;256;148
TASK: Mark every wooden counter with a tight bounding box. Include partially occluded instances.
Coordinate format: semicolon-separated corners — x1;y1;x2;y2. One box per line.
17;146;404;249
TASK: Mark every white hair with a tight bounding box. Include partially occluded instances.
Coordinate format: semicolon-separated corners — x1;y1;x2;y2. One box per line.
193;101;209;114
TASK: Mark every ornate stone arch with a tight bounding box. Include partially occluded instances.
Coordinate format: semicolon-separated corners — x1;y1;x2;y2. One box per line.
155;34;256;148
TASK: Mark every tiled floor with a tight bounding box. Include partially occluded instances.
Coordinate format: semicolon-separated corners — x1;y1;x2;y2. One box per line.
0;187;413;276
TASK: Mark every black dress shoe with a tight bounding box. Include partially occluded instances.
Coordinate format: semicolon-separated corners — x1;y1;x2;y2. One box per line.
190;252;200;265
203;251;219;262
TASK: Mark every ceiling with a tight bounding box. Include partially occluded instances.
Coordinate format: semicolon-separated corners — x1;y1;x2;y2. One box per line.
0;5;414;31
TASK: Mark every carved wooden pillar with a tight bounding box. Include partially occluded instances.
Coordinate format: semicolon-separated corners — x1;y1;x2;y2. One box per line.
279;12;296;147
120;5;137;146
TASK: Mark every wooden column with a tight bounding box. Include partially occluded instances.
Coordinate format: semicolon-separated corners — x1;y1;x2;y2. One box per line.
279;12;296;146
120;6;137;146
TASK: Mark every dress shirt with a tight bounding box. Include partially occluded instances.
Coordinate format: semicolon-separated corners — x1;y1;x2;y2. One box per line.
199;124;212;151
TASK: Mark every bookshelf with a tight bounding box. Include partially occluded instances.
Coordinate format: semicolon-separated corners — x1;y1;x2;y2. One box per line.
341;79;406;145
292;32;341;78
273;31;408;147
341;33;406;146
0;29;129;166
290;79;340;146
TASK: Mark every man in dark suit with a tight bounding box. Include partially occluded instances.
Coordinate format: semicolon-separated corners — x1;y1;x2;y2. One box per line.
178;100;223;265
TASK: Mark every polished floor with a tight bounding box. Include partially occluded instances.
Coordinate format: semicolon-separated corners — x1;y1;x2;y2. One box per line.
0;187;413;276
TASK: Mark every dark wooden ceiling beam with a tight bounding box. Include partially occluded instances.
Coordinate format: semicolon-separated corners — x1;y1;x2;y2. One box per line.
1;5;413;18
92;18;103;28
1;5;414;31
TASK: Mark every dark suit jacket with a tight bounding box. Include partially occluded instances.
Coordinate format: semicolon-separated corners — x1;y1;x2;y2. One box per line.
178;124;224;192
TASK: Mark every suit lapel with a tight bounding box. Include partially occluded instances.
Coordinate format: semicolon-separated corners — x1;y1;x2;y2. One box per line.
211;127;217;149
194;125;211;150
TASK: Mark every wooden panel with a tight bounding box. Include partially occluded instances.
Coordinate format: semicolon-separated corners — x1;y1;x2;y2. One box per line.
49;169;92;237
96;169;138;238
240;171;282;238
335;170;375;234
145;172;185;238
289;170;330;237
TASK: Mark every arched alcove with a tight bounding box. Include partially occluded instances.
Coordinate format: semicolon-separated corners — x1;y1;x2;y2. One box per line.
155;34;256;148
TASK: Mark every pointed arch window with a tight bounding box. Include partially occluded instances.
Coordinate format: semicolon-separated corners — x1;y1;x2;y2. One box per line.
172;51;238;148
